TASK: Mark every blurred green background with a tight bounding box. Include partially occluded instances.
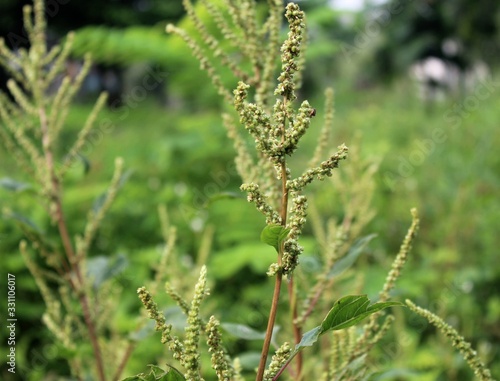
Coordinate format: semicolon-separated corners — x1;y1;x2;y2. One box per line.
0;0;499;380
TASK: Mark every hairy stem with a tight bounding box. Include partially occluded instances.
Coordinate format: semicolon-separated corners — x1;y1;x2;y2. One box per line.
256;141;291;381
39;107;107;381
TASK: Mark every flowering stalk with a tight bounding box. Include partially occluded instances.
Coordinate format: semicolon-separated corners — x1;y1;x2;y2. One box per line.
166;2;350;380
235;4;349;380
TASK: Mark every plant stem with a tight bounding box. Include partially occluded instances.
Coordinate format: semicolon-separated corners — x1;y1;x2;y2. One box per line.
287;277;303;377
39;107;107;381
272;351;298;381
301;281;327;324
112;342;135;381
256;272;283;381
256;158;290;381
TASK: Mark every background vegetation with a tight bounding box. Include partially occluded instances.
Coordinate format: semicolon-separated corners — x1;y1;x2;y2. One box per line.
1;0;499;380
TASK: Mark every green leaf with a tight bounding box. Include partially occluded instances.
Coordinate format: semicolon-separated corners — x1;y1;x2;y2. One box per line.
295;295;403;352
77;153;91;175
86;253;128;290
319;295;403;333
121;365;185;381
236;352;262;370
221;323;280;343
276;295;403;381
296;326;321;348
121;376;142;381
327;234;377;278
4;211;43;234
222;323;266;340
129;320;155;342
156;365;185;381
203;191;245;208
0;177;32;192
260;224;290;252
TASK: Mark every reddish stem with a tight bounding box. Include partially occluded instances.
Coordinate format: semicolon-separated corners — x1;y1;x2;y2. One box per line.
255;158;290;381
40;107;107;381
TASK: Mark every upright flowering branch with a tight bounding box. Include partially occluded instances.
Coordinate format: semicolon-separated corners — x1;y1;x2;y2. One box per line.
405;300;494;381
0;1;129;379
137;0;492;378
234;4;348;380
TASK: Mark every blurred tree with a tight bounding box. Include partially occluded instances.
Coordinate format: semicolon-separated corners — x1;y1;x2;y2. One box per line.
298;0;361;93
368;0;500;81
0;0;184;44
0;0;185;102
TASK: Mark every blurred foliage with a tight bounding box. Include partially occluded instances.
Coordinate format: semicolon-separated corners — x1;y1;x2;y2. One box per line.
0;0;184;37
2;76;499;378
367;0;500;80
1;0;499;379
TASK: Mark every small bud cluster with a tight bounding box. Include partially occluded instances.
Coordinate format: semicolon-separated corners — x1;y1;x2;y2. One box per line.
266;262;281;277
138;267;211;380
275;3;305;101
379;208;419;302
287;144;349;191
263;342;292;381
206;315;234;381
234;81;315;169
351;209;420;360
137;287;182;357
282;101;314;154
240;183;281;224
234;2;348;284
234;83;282;166
137;286;166;331
282;194;308;273
309;88;334;168
282;240;303;274
165;283;191;315
288;194;308;239
406;300;493;381
183;266;209;381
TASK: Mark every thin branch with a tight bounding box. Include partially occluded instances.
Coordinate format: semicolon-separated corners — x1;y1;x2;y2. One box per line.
287;278;302;376
112;342;135;381
39;105;107;381
256;272;284;381
256;83;295;380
